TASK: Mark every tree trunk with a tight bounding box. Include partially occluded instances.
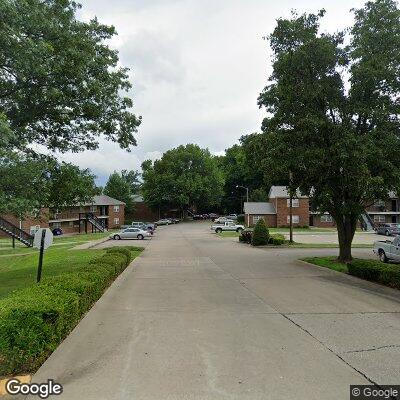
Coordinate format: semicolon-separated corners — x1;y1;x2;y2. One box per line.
336;216;357;263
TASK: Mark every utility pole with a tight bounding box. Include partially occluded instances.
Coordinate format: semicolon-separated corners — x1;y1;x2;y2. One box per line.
236;185;249;227
289;171;294;243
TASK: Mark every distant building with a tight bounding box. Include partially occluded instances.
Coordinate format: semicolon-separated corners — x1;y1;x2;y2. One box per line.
244;186;399;229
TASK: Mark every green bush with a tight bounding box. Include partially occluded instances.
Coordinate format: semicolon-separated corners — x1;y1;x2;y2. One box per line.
347;260;382;282
252;219;269;246
348;259;400;289
0;286;80;375
269;234;286;245
239;228;253;244
106;247;132;263
237;215;245;223
0;246;139;376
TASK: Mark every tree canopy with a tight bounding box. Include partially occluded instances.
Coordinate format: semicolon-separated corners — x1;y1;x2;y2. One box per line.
0;154;98;216
257;0;400;261
0;0;141;153
104;172;134;214
141;144;224;214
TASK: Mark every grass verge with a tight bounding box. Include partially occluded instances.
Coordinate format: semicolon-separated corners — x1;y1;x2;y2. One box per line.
0;246;143;376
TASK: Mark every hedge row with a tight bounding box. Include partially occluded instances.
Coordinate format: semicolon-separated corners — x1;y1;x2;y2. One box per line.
348;259;400;289
0;247;135;376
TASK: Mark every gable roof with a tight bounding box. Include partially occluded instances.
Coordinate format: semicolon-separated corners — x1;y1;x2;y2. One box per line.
87;195;125;206
244;202;276;214
269;186;308;199
132;194;144;202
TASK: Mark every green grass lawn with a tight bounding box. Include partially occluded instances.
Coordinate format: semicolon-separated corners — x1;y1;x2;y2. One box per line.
0;231;132;299
301;256;350;272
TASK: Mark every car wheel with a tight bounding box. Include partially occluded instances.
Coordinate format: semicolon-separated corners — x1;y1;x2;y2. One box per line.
114;235;121;240
385;230;391;236
137;234;144;240
379;250;388;263
215;228;222;233
236;228;243;233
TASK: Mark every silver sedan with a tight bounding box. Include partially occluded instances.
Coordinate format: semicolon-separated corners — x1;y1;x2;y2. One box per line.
110;227;151;240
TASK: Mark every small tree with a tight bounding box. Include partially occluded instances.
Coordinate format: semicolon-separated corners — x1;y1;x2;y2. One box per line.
252;219;270;246
104;172;134;214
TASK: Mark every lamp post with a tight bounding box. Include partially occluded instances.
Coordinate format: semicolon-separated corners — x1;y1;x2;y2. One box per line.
236;185;249;227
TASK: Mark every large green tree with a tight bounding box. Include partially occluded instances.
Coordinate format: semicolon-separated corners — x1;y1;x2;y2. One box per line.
258;0;400;262
141;144;224;215
104;172;134;214
0;0;141;152
0;154;97;217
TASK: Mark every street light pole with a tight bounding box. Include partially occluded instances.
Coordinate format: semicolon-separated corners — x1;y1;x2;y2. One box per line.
236;185;249;227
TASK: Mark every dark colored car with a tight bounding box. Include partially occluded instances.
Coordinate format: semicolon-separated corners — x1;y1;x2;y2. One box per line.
193;214;205;220
52;227;63;236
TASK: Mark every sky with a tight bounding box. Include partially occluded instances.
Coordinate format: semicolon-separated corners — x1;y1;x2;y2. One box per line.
59;0;366;186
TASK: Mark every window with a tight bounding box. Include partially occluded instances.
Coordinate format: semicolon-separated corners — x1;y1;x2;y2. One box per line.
253;215;264;223
90;205;97;212
69;221;74;227
113;205;120;212
287;215;299;224
287;199;299;207
114;217;120;225
374;215;386;222
30;225;40;234
321;215;333;223
52;223;61;229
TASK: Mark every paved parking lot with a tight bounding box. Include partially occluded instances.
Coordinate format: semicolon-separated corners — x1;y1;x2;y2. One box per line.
29;221;400;400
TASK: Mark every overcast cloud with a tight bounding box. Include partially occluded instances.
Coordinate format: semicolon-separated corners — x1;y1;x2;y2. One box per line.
59;0;365;185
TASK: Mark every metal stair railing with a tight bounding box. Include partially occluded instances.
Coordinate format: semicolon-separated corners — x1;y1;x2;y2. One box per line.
85;213;105;232
0;216;34;247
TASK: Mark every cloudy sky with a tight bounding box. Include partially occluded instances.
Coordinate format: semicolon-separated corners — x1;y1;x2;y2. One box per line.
60;0;365;185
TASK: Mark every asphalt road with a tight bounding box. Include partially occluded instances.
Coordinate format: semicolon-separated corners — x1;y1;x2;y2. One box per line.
28;222;400;400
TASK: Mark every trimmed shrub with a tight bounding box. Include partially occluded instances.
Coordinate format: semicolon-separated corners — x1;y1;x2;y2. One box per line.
106;247;132;263
348;259;400;289
0;286;80;375
347;260;382;282
269;234;286;245
0;246;140;376
252;219;269;246
239;228;253;244
379;265;400;289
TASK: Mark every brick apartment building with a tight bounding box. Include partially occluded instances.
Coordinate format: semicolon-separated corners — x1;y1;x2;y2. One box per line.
244;186;400;228
0;195;125;237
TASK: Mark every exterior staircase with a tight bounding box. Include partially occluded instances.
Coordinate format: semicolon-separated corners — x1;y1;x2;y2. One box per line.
360;213;375;231
85;213;106;232
0;216;34;247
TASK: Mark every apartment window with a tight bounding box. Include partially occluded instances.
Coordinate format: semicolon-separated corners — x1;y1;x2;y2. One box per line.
321;215;333;223
69;221;74;227
113;205;120;212
253;215;264;223
287;215;299;224
114;217;120;225
374;215;386;222
52;223;61;229
90;205;97;213
287;198;299;208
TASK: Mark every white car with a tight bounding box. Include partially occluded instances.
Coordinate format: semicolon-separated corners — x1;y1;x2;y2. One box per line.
110;227;151;240
373;235;400;262
210;221;245;233
214;217;234;224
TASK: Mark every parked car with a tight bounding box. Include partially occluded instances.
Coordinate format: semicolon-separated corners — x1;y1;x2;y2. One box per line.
155;219;171;226
110;227;151;240
131;221;155;234
373;235;400;262
52;227;63;236
226;214;238;220
193;214;205;220
214;217;234;224
209;213;219;221
210;221;245;233
376;223;400;236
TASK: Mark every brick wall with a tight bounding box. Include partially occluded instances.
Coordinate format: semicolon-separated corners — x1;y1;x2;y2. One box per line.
108;204;124;229
245;214;277;227
311;215;336;228
131;202;159;222
275;198;309;227
0;209;49;237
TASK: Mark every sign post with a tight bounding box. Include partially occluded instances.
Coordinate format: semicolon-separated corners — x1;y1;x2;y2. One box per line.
33;228;53;283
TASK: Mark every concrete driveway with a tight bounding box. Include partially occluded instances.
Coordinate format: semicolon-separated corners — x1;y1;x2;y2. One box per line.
28;222;400;400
